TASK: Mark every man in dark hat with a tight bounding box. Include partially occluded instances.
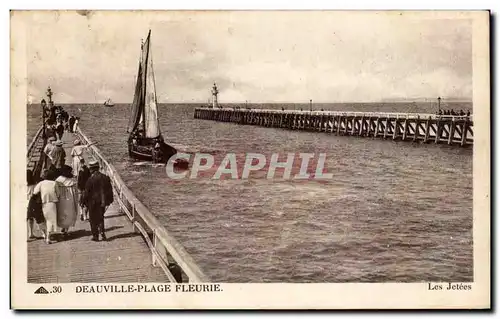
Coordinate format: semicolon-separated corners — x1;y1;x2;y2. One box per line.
81;160;114;241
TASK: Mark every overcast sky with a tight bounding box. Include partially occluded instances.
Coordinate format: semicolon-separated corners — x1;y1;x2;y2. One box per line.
25;11;472;103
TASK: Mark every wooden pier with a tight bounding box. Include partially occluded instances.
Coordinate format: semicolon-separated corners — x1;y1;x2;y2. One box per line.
194;108;474;146
27;126;209;283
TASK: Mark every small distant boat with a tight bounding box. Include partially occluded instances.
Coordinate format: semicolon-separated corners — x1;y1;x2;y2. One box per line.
127;30;187;168
104;98;114;107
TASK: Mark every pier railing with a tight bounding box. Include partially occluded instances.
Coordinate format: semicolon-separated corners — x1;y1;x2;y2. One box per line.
27;126;43;158
27;126;47;180
200;107;473;121
75;127;210;283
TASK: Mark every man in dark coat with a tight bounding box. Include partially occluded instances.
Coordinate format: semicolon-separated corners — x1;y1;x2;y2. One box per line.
55;120;64;140
68;116;76;133
81;160;114;241
48;105;57;125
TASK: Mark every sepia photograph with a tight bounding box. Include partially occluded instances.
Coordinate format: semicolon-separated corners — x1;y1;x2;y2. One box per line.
10;9;490;309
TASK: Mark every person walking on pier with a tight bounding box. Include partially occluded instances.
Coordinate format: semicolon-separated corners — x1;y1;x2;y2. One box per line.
27;169;46;240
77;159;91;221
49;140;66;171
55;119;65;140
33;169;60;244
55;165;79;239
70;140;86;176
43;137;56;170
68;116;76;133
81;160;114;241
48;106;57;126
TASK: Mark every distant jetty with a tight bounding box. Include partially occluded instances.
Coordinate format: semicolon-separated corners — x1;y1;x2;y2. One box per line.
194;108;473;147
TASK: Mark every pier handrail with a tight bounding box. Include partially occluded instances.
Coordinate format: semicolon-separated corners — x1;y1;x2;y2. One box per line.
27;126;48;180
27;126;43;160
75;127;210;283
194;107;473;122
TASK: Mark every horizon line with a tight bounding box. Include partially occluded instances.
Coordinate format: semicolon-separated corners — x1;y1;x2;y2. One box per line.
27;99;473;105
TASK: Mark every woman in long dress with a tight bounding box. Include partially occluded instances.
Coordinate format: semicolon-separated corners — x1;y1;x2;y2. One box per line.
27;169;46;240
33;169;60;244
70;140;86;177
55;165;79;238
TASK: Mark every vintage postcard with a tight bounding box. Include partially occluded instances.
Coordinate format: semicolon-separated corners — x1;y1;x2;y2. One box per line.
10;10;490;309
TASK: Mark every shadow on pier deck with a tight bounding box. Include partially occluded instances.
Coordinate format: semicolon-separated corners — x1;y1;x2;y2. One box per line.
28;205;167;282
27;127;209;283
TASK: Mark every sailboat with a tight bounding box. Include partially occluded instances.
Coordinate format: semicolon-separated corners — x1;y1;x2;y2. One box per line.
127;30;179;164
104;98;114;107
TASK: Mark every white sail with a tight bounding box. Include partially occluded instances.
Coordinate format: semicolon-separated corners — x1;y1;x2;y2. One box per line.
143;35;161;138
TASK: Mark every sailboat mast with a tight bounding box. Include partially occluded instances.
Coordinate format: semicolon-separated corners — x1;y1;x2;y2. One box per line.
150;35;161;136
142;32;151;136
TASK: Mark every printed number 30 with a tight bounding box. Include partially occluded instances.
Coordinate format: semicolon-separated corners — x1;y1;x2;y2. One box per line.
52;286;62;293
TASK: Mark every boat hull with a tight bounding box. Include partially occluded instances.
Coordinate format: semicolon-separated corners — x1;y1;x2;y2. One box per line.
127;138;178;164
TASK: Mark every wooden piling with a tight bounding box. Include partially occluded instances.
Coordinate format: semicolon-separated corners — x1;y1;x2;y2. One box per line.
448;120;456;145
461;121;469;146
392;119;399;140
424;118;431;143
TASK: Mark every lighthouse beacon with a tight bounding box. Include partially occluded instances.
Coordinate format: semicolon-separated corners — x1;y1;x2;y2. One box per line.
46;86;54;107
211;82;219;108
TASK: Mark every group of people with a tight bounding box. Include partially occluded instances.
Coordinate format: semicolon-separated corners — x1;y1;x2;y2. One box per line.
27;107;114;244
43;137;89;175
437;109;471;117
45;104;80;140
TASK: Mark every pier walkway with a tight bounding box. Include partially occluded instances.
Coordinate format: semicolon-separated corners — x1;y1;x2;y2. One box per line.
194;108;474;147
28;131;167;282
27;126;209;283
